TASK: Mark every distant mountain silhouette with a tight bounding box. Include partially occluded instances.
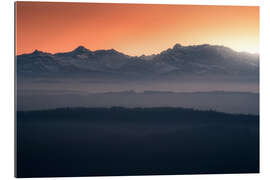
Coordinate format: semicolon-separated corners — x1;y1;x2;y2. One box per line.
16;44;259;81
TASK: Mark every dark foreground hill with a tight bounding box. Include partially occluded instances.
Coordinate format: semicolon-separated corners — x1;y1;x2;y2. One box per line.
16;107;259;177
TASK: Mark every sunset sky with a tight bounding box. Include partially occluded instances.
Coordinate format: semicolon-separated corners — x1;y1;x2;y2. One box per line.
16;2;259;56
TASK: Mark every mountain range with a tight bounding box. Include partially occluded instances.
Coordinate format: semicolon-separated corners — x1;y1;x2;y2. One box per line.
16;44;259;82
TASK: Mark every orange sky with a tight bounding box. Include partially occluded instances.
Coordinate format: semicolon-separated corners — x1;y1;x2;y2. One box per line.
16;2;259;56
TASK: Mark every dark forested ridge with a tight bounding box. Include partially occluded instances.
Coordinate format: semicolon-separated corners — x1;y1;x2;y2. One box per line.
17;107;258;120
16;107;259;177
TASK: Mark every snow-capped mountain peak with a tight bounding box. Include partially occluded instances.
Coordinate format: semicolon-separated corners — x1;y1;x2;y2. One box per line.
72;46;91;54
16;44;259;81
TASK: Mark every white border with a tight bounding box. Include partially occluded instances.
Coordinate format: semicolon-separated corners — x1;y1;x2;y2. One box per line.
1;0;270;180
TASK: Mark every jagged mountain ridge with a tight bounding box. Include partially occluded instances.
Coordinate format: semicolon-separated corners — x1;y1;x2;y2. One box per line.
16;44;259;81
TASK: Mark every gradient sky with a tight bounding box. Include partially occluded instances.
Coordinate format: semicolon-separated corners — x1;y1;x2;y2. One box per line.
16;2;259;56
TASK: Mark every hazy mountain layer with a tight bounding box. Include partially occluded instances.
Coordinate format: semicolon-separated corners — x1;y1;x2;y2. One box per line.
16;44;259;82
17;91;259;114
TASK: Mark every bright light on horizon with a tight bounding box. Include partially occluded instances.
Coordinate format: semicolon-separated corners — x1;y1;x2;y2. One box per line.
16;41;259;56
